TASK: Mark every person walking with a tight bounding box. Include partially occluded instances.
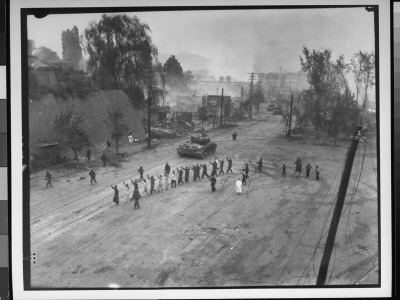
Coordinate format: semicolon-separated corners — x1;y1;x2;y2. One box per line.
177;168;184;185
240;171;248;185
89;168;97;185
236;178;243;195
87;148;91;162
111;185;119;206
209;160;218;177
244;163;249;176
195;164;201;180
132;188;141;209
164;163;171;177
219;159;225;176
123;182;130;204
232;130;237;141
210;175;217;192
281;162;286;177
142;179;150;196
101;152;107;167
191;165;197;182
45;170;52;188
147;175;156;194
156;173;164;193
315;166;320;180
257;158;263;173
305;163;312;178
226;157;233;173
182;166;190;183
200;164;209;179
130;178;139;191
294;158;302;177
138;166;144;181
164;174;169;191
171;171;177;188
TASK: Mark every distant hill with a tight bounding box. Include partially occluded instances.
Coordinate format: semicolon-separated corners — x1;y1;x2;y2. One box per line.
158;52;211;72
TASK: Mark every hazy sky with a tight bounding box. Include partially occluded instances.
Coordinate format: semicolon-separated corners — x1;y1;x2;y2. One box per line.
28;7;375;81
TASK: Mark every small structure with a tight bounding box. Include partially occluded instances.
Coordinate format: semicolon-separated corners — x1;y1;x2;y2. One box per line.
28;55;61;88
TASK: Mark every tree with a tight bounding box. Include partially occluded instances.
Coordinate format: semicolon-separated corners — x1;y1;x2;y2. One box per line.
164;55;184;90
183;70;194;87
219;76;224;82
107;110;128;155
252;89;265;113
33;46;60;62
357;51;375;109
350;54;363;104
84;14;157;89
123;84;145;109
54;106;90;162
300;47;341;138
62;26;82;70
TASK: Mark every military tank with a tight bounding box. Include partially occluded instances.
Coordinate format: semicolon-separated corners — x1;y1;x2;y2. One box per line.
177;133;217;159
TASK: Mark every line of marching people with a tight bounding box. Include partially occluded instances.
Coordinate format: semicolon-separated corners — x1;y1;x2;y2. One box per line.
107;156;242;208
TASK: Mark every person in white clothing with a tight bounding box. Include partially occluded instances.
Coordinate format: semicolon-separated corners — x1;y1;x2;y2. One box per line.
236;178;243;195
171;171;177;188
123;182;130;204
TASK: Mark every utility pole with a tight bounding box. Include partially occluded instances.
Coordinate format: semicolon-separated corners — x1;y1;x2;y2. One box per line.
219;88;224;126
287;93;294;137
248;72;255;118
147;68;152;147
316;124;367;286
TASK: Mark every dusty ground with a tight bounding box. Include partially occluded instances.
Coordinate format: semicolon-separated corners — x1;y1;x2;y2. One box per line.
29;107;379;288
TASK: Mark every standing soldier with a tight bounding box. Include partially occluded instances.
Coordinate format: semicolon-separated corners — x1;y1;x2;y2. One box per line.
107;139;111;151
132;188;141;209
123;182;130;204
232;130;238;141
111;185;119;206
315;166;320;180
147;174;156;194
305;163;312;178
87;148;91;162
130;179;139;191
101;152;107;167
226;157;233;173
281;162;286;177
219;158;225;176
200;164;209;179
164;163;171;177
45;170;52;188
138;166;144;181
210;175;217;192
257;158;263;172
89;168;97;185
170;171;177;188
156;173;164;193
182;166;190;183
177;168;184;185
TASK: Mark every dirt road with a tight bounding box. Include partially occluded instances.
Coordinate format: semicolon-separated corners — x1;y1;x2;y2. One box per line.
29;107;379;288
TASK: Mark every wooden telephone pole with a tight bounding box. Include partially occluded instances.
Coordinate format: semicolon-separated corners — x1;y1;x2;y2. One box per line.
248;72;255;118
147;68;152;147
316;124;367;285
219;88;224;126
287;94;294;137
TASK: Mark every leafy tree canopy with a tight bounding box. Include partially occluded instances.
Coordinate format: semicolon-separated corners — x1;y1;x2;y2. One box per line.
84;14;158;89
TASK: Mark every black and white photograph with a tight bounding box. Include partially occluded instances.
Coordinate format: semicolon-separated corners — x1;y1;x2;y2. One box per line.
10;0;392;298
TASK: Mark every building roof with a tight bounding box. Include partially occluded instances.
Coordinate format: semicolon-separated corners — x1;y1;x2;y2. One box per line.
28;55;61;70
